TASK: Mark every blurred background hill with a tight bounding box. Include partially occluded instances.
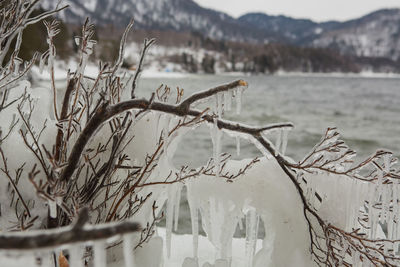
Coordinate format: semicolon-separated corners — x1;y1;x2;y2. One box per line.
16;0;400;74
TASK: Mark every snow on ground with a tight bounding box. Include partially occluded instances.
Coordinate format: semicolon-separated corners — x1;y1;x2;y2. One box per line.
31;59;191;80
141;65;190;79
31;60;100;80
275;69;400;78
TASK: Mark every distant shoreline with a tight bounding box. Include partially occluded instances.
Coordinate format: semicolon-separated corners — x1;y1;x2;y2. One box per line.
31;64;400;82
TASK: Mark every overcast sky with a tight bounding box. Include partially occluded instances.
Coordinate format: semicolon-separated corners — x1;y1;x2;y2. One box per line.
194;0;400;22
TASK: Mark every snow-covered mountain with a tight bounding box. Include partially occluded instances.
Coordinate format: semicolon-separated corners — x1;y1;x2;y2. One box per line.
309;9;400;60
41;1;400;60
238;13;340;44
40;0;272;43
240;9;400;60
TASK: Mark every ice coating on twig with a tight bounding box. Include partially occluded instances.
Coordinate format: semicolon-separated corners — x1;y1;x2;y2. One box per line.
48;199;57;218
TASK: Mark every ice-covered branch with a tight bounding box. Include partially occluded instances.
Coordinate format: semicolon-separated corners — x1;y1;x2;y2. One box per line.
0;208;140;250
178;79;248;112
131;38;155;99
59;81;293;182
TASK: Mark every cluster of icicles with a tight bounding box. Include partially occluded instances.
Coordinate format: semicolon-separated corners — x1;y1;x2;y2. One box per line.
298;138;400;265
164;86;293;267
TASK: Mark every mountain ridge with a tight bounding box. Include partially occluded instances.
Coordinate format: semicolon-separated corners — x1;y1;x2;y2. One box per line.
40;0;400;60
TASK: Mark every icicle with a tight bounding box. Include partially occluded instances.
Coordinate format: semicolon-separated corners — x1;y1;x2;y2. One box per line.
13;58;21;76
245;208;259;267
123;234;135;267
187;185;199;259
281;129;289;156
69;245;84;267
236;136;241;157
93;241;107;267
48;199;57;218
215;93;223;118
368;183;377;239
174;185;182;231
206;197;216;242
274;130;282;156
236;88;243;115
238;215;244;231
39;56;45;74
166;184;176;258
382;185;391;223
211;118;222;177
351;180;362;230
224;91;232;111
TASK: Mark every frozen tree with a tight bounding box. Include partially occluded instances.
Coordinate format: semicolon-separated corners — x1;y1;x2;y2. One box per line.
1;1;400;267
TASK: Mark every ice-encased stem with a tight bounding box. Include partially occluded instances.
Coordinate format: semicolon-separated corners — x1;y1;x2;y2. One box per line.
48;199;57;218
174;185;182;231
236;88;243;115
224;91;232;111
166;185;176;258
274;130;282;156
281;129;289;156
166;183;182;257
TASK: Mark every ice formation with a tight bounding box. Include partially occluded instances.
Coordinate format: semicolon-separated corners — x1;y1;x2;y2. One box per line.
94;241;107;267
180;158;313;267
123;234;136;267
